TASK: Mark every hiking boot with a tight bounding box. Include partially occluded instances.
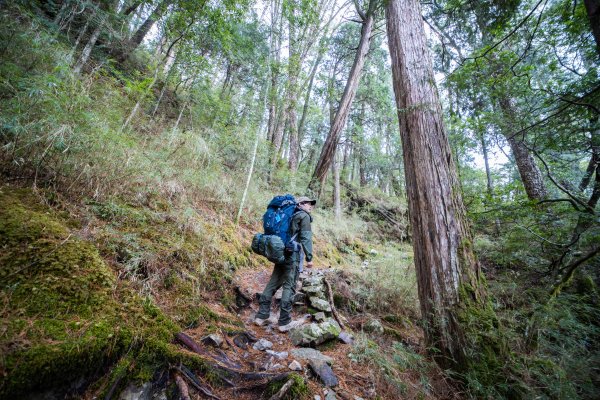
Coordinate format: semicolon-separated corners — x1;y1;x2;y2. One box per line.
254;317;267;326
277;319;303;332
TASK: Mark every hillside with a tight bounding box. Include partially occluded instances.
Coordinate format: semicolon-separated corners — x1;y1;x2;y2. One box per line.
1;1;599;400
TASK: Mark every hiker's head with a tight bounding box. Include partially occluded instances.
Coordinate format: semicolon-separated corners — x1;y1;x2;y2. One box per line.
296;196;316;212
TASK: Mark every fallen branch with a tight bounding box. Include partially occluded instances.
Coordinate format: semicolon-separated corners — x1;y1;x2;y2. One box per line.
269;378;295;400
174;373;191;400
175;332;241;370
173;364;221;400
323;276;346;330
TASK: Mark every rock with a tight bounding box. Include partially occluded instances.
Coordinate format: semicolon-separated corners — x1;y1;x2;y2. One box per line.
338;331;354;344
118;382;152;400
302;284;325;295
313;312;326;322
252;338;273;351
288;360;303;371
293;292;306;304
235;286;252;308
290;348;333;365
303;274;324;287
201;334;223;348
325;390;337;400
289;319;341;347
266;349;288;360
314;396;322;400
271;363;283;370
309;297;332;312
309;359;338;387
364;318;384;334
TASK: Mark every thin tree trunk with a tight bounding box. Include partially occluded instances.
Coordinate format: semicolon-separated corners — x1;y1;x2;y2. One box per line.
73;13;104;74
69;10;92;61
584;0;600;58
386;0;501;371
308;0;376;196
333;150;341;220
580;119;599;191
117;0;170;62
298;49;324;144
287;19;300;172
498;98;547;200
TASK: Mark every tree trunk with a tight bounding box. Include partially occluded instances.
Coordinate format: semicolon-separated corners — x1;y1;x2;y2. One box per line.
117;0;170;62
333;150;341;220
499;98;547;200
298;49;324;145
287;20;300;172
308;0;375;196
386;0;501;371
73;9;105;74
585;0;600;58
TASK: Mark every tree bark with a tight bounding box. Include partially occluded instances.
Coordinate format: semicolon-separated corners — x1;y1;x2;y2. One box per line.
585;0;600;58
333;150;342;219
499;98;548;200
386;0;498;370
308;0;375;196
116;0;170;62
286;20;300;171
298;49;324;146
73;0;117;75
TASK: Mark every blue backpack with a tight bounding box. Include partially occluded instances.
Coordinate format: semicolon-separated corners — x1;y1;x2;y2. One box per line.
263;194;297;244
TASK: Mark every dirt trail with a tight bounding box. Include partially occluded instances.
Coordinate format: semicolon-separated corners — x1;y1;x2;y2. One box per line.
177;266;373;399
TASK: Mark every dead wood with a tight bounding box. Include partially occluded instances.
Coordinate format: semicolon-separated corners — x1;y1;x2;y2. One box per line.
323;276;346;330
268;378;295;400
175;332;242;370
174;372;191;400
174;364;221;399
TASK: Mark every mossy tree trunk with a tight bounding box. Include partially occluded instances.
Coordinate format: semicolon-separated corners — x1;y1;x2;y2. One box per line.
385;0;501;371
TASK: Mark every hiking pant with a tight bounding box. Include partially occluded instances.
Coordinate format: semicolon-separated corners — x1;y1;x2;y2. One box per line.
256;252;299;326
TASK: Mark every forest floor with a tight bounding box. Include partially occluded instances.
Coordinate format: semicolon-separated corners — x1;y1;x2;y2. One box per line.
176;265;461;400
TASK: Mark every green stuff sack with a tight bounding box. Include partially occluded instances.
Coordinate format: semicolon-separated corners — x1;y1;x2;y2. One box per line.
251;233;285;264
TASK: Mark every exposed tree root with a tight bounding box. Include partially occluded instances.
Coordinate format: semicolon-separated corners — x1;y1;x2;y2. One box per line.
268;378;294;400
323;276;346;330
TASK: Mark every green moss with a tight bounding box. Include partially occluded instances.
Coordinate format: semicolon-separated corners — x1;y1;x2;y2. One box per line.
0;187;178;398
263;373;309;399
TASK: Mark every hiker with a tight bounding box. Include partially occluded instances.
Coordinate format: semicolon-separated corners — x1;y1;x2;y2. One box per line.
254;196;316;332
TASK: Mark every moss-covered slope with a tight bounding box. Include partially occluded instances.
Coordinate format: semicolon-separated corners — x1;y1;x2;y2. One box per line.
0;187;177;398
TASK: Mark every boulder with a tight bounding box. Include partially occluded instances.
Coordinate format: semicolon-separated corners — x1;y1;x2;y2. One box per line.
309;359;338;387
252;338;273;351
309;297;332;312
338;331;354;344
290;348;333;365
289;319;341;346
302;284;325;296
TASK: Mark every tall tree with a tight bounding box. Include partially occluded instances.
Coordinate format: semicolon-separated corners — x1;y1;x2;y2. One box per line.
386;0;502;373
308;0;377;196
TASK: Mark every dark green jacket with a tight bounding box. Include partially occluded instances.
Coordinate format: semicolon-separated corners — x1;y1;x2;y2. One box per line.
290;209;313;262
